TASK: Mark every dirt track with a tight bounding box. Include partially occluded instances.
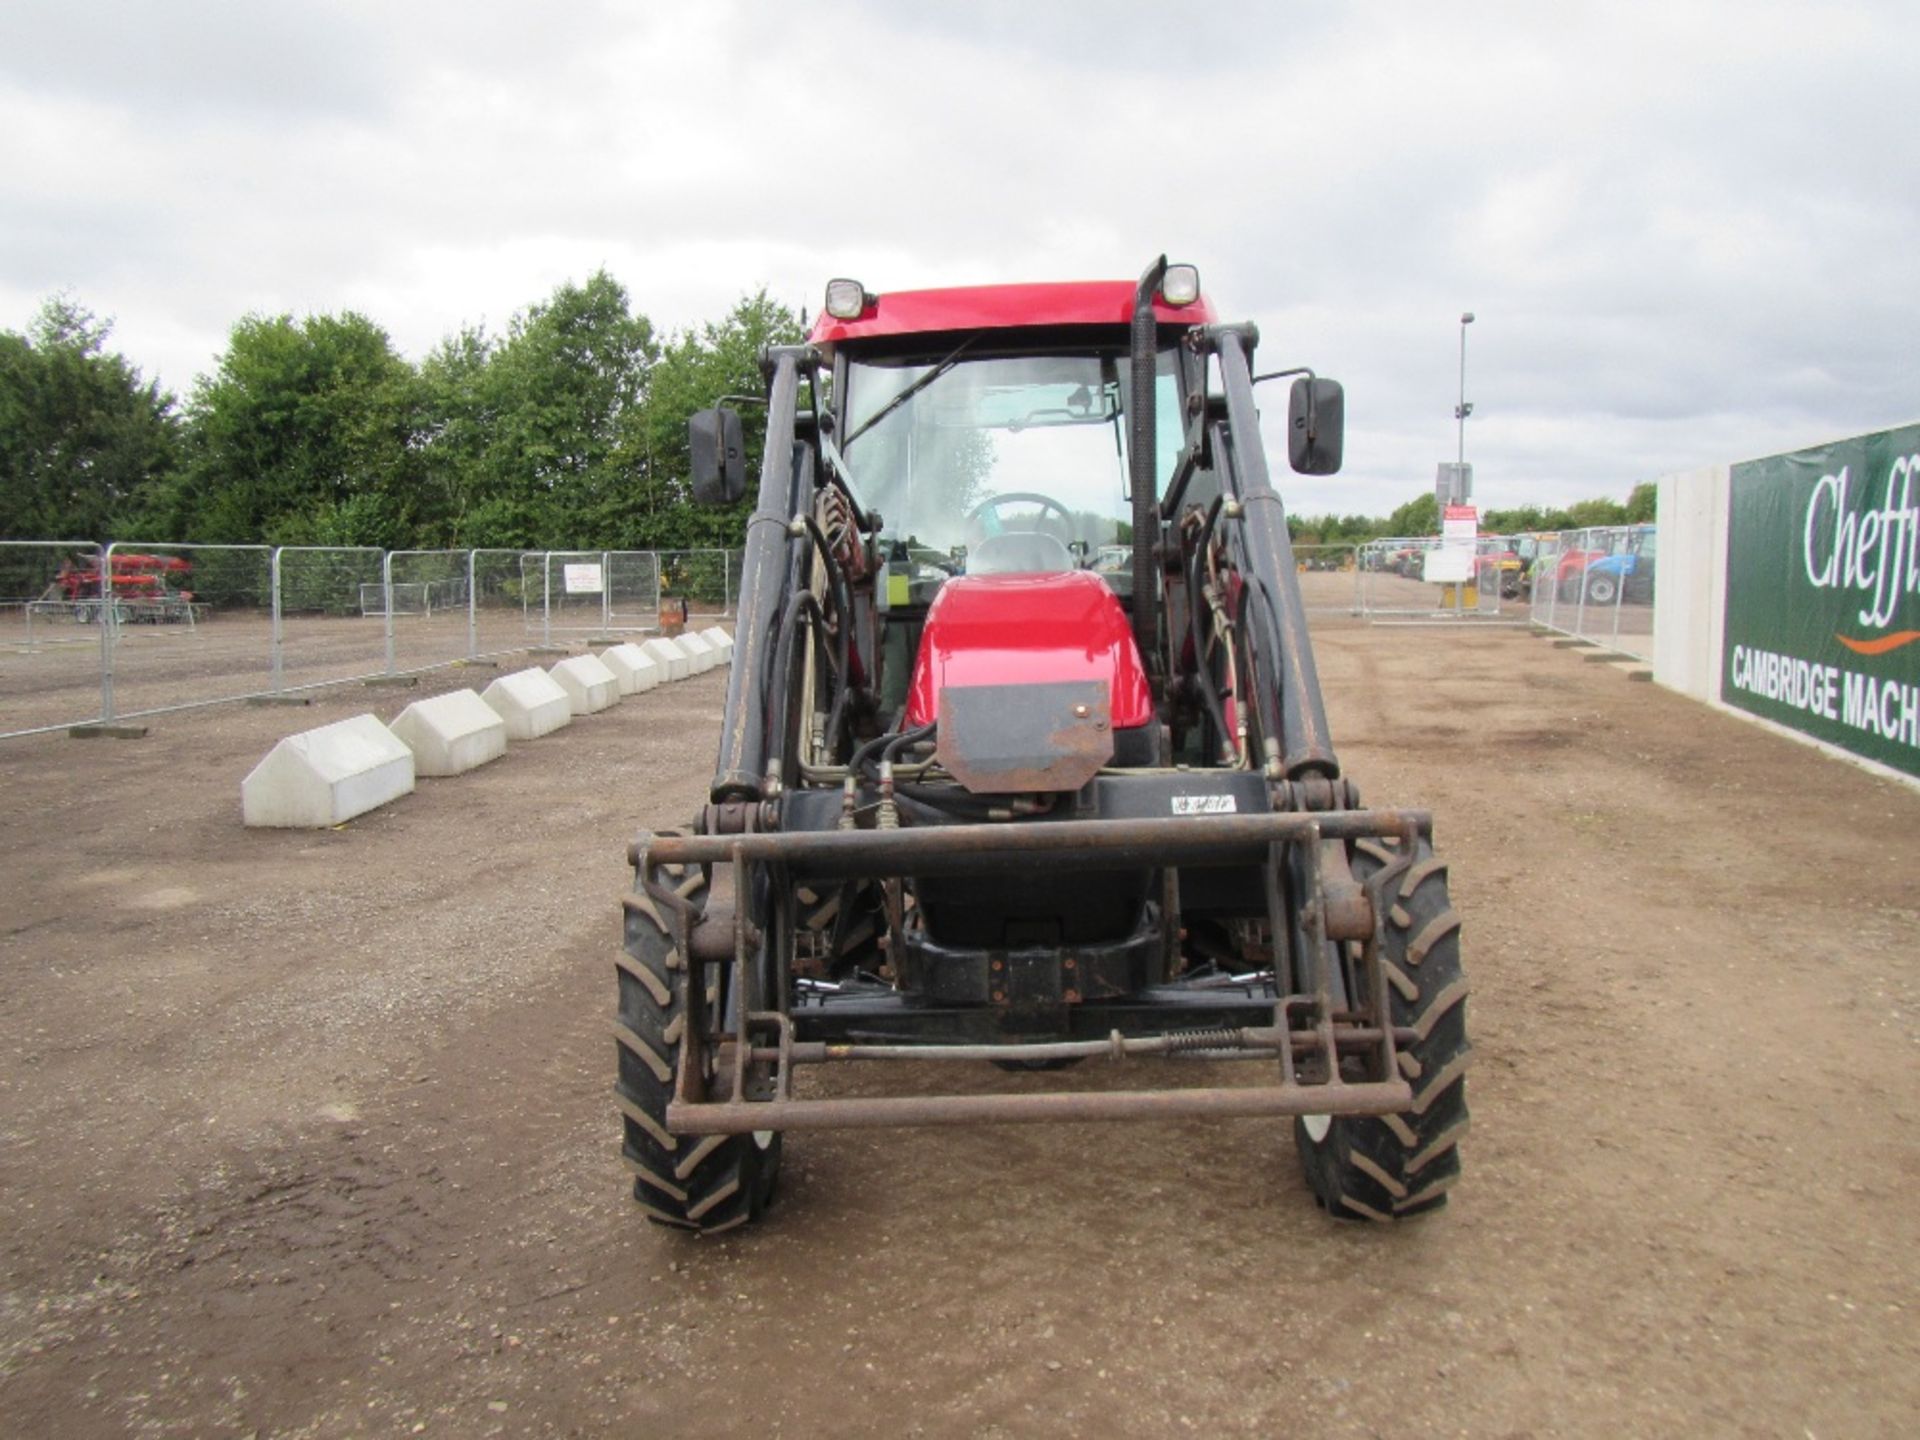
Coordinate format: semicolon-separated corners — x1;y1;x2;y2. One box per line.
1;625;1916;1438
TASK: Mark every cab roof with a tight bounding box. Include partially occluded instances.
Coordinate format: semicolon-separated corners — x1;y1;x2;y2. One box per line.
807;280;1216;349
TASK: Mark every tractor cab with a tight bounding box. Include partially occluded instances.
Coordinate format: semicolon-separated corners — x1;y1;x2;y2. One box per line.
822;298;1193;718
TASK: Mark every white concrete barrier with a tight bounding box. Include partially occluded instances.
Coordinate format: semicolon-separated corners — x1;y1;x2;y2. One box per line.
600;643;662;695
675;631;717;673
699;626;734;663
550;653;621;715
242;714;415;828
641;637;691;682
481;667;574;740
389;689;508;777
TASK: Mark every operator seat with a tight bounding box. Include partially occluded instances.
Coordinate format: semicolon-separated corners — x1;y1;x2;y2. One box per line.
967;530;1073;575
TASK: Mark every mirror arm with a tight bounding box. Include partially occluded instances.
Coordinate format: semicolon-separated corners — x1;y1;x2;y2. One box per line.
1252;365;1317;447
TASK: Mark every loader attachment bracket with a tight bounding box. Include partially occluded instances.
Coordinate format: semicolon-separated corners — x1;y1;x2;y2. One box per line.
640;807;1428;1134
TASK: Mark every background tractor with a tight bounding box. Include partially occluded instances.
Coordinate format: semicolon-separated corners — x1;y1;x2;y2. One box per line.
614;260;1470;1232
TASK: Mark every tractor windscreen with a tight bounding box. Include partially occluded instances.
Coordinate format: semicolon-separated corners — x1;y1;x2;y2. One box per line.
840;349;1182;581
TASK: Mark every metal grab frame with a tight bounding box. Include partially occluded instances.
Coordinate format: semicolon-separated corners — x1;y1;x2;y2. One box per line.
638;808;1427;1134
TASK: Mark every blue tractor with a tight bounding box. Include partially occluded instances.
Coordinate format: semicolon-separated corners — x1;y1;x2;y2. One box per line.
1580;526;1656;606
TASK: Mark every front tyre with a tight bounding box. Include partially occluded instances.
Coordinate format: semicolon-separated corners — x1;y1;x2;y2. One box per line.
614;832;781;1234
1295;838;1470;1220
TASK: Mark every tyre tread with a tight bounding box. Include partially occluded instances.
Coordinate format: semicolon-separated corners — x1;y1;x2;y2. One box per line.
1296;839;1471;1221
615;832;779;1234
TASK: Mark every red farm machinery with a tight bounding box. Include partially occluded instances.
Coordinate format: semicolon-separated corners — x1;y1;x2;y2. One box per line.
615;260;1470;1232
47;551;197;624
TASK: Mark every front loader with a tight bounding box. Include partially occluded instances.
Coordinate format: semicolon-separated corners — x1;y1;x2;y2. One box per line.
615;260;1469;1232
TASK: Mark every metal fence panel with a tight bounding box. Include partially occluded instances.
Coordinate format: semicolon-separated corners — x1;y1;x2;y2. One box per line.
386;549;475;674
270;546;386;694
100;542;273;723
606;551;662;634
468;549;537;660
1292;544;1363;621
656;549;733;620
1356;537;1445;617
1526;525;1656;660
524;551;610;641
723;549;744;618
1;539;847;739
0;540;109;736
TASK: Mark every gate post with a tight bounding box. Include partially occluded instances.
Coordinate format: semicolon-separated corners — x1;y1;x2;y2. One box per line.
270;547;285;693
383;549;397;675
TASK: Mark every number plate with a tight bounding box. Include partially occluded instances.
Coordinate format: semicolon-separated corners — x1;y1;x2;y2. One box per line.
1172;794;1237;816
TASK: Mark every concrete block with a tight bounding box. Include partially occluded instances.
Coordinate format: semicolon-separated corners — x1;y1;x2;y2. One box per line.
675;631;717;673
641;637;691;682
481;667;574;740
600;642;662;695
550;653;621;715
243;714;415;828
389;689;508;777
699;626;734;663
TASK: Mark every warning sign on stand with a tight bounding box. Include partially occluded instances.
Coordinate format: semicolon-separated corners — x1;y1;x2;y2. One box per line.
1423;505;1480;584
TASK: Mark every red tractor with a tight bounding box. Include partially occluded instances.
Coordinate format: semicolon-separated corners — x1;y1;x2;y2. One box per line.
616;260;1470;1231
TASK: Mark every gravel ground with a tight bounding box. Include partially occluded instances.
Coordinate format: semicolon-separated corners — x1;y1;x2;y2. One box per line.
0;623;1915;1438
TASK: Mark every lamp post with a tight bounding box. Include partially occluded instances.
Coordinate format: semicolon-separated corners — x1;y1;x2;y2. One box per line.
1455;311;1475;467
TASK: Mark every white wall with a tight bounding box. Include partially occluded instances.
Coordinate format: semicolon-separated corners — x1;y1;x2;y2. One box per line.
1651;463;1730;702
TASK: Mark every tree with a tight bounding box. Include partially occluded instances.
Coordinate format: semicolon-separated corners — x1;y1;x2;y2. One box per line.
617;290;805;550
0;297;179;540
173;311;423;546
1624;481;1657;524
1385;491;1439;537
417;322;496;546
460;270;656;549
1565;496;1628;530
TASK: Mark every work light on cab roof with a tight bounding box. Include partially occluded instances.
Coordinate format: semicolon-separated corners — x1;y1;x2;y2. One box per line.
824;278;872;320
1160;262;1201;306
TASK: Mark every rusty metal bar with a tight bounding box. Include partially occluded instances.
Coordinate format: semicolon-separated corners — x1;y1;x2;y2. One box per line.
668;1079;1412;1134
729;841;750;1104
644;808;1432;879
745;1023;1413;1066
1304;825;1341;1090
1318;838;1373;941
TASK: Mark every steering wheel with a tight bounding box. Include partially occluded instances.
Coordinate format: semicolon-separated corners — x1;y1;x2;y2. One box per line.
965;491;1075;537
964;492;1078;575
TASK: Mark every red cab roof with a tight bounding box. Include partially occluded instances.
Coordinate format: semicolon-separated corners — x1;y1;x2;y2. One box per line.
808;280;1215;348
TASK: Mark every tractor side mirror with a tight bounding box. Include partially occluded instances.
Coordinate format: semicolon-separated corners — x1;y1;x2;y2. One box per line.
1287;378;1344;475
689;407;746;505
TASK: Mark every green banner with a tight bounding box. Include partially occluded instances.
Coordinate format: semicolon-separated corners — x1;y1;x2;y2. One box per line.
1722;422;1920;778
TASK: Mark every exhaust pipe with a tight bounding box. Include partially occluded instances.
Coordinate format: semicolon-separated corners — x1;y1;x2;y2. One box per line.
1129;256;1167;693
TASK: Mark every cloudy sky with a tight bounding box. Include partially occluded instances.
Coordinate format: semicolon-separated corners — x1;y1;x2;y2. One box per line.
3;0;1915;518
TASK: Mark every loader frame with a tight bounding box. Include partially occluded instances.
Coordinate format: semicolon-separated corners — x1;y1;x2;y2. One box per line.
631;286;1444;1136
638;806;1430;1134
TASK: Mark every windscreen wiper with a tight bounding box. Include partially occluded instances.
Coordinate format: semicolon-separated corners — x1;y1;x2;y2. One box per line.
842;334;978;447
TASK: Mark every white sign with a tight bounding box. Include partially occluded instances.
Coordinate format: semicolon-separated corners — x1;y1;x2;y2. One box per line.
1172;794;1236;815
563;563;604;595
1425;504;1478;584
1442;504;1479;545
